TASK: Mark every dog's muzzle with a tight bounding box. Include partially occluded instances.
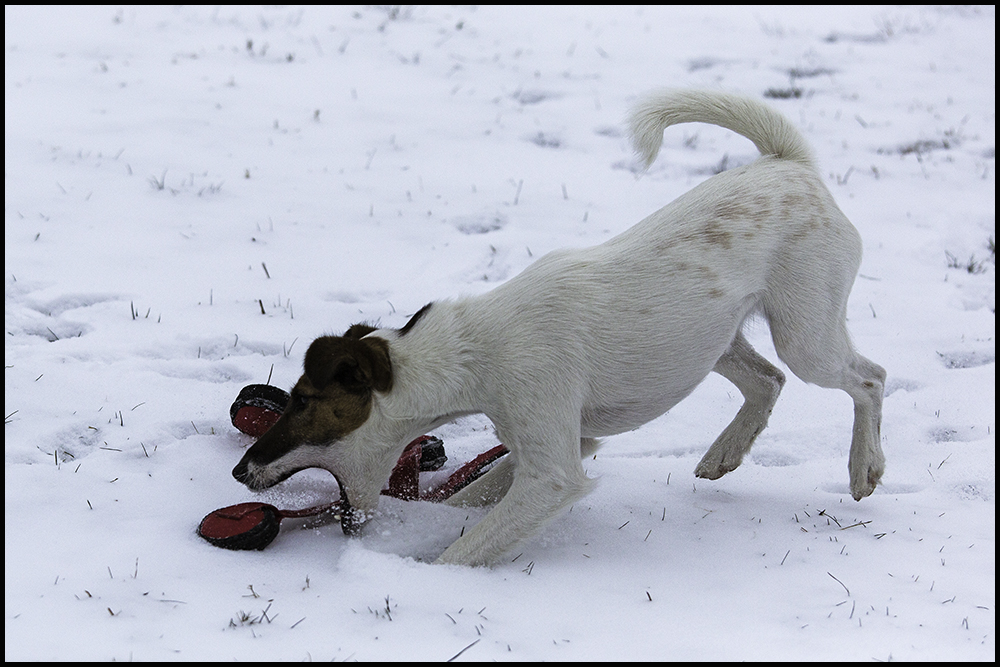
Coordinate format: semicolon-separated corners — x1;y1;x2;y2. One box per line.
231;459;253;486
231;458;284;491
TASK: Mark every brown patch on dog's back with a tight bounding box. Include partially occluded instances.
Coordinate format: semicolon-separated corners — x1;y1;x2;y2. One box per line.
701;219;734;249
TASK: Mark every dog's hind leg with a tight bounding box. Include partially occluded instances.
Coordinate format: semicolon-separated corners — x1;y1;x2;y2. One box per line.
771;324;886;499
764;255;886;500
695;331;785;480
844;355;887;499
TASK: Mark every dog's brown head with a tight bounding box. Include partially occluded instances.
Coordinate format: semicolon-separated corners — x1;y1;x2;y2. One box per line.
232;326;396;532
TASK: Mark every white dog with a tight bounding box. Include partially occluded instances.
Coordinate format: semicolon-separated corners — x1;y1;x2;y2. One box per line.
233;89;886;567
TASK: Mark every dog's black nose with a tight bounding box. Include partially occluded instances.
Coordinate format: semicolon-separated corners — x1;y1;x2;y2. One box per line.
232;459;249;484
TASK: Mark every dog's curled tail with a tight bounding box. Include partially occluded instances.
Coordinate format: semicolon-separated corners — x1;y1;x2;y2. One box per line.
628;89;815;171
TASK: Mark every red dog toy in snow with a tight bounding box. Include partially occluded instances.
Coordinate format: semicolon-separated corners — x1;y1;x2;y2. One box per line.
199;384;508;550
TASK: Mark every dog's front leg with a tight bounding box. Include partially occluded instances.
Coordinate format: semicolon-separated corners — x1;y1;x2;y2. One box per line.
435;445;595;567
444;453;516;508
445;436;602;509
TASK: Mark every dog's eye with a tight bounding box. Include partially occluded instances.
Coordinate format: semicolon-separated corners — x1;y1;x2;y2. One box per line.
293;394;309;411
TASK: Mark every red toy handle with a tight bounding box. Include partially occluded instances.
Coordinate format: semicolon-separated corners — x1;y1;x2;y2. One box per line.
275;502;342;519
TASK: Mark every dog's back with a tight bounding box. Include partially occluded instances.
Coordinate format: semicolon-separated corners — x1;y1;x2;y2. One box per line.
463;91;859;439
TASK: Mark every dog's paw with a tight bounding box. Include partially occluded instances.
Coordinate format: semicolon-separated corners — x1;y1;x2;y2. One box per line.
849;453;885;501
694;451;743;480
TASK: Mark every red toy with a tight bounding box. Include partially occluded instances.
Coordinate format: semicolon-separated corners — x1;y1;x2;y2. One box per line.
199;384;508;550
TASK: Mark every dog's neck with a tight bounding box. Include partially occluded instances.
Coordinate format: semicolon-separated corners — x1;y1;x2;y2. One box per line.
370;299;486;430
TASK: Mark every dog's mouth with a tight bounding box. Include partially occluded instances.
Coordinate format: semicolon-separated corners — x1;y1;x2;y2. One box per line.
232;459;302;491
232;460;364;536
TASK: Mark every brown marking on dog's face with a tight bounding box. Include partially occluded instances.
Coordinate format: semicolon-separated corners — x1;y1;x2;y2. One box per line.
232;333;392;490
302;335;392;396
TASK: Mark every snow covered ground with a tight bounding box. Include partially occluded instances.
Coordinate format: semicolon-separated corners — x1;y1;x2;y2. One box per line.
5;5;994;660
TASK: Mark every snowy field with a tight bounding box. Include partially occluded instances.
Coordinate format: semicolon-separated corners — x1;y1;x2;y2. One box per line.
5;5;995;661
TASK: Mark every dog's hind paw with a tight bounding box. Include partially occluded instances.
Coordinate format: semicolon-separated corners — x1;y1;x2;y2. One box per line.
849;453;884;501
693;451;743;480
849;466;883;501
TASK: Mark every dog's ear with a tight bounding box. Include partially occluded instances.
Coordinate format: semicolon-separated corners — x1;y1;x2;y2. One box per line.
343;323;378;340
339;337;392;393
304;336;393;394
